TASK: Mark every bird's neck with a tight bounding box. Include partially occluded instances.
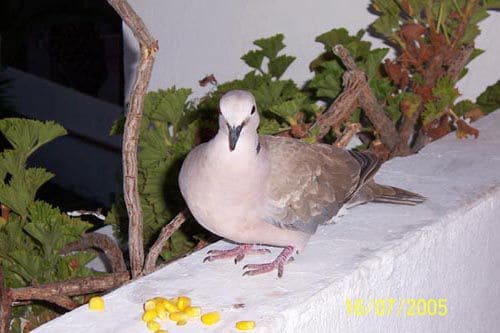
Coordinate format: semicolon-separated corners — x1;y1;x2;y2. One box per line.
212;131;262;158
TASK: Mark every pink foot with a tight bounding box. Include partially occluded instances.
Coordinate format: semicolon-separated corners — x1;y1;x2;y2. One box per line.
203;244;271;264
243;246;295;278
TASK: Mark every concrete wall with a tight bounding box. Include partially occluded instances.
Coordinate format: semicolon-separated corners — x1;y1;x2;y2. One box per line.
5;67;123;205
34;111;500;332
123;0;500;101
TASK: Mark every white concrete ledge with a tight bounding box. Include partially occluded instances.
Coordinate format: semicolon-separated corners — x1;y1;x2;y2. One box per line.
34;111;500;332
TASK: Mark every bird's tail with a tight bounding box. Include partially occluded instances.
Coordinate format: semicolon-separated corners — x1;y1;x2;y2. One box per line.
371;184;426;206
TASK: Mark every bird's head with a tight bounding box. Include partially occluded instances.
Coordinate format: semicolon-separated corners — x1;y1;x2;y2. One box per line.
219;90;260;151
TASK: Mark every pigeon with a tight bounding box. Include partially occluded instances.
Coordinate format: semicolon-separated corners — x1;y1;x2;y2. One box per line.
179;90;424;277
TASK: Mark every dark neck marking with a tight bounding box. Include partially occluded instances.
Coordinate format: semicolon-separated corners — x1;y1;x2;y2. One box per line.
256;141;261;154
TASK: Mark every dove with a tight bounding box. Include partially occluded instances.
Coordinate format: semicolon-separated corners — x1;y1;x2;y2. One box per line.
179;90;424;277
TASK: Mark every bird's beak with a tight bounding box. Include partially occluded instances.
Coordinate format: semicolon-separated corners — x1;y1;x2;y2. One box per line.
228;124;243;151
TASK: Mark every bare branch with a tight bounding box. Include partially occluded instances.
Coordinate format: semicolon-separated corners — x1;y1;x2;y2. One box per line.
143;210;189;274
10;273;130;307
106;0;159;278
311;70;364;138
0;270;12;333
334;45;399;152
61;233;127;273
335;123;361;148
447;44;474;81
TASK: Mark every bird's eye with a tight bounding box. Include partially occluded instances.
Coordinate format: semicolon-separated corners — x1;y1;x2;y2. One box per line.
251;105;256;115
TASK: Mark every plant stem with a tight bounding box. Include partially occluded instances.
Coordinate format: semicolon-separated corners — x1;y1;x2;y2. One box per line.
106;0;158;278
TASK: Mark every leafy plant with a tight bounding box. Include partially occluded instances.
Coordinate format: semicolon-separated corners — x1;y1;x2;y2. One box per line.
109;88;208;260
0;118;96;332
369;0;500;149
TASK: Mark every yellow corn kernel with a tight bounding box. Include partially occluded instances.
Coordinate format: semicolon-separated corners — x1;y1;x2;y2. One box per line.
169;297;178;304
176;296;191;311
201;311;220;325
184;306;201;317
144;299;156;311
156;308;168;320
163;302;179;314
156;330;169;333
153;297;169;304
236;320;256;330
88;296;105;311
142;309;158;322
146;320;161;331
169;311;188;322
176;320;187;326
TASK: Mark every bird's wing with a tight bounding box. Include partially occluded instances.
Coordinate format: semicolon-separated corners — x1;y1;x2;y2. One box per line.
261;136;375;234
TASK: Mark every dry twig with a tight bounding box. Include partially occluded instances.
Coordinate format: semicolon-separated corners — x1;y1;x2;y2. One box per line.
106;0;159;278
61;233;127;273
0;270;12;333
335;123;362;148
10;273;130;309
144;210;189;274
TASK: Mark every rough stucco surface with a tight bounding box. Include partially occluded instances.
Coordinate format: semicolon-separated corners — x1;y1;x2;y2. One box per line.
122;0;500;101
34;111;500;332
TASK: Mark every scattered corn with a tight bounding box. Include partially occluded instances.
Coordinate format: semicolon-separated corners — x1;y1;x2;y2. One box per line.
153;297;169;304
142;309;158;322
236;320;256;331
176;320;188;326
156;330;169;333
144;300;156;311
146;320;161;331
156;308;168;320
163;301;179;314
184;306;201;317
176;296;191;311
88;296;105;311
169;311;189;323
201;311;220;325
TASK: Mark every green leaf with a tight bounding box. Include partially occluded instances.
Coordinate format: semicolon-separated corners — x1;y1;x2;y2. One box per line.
308;61;344;99
0;118;66;157
315;28;356;50
371;14;399;37
362;48;389;79
109;115;125;135
241;50;265;71
483;0;500;9
254;34;286;59
269;95;306;122
454;99;479;117
258;118;288;135
476;80;500;114
268;55;295;79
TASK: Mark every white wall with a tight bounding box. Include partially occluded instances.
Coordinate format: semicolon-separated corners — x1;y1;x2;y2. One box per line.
123;0;500;101
34;110;500;332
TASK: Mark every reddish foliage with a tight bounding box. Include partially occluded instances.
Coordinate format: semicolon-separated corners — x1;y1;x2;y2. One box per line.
456;119;479;138
422;115;452;140
400;23;426;41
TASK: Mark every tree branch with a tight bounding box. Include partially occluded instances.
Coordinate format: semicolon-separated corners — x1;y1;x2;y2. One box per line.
334;45;399;153
10;273;130;308
311;70;364;139
0;270;12;333
61;233;127;273
446;44;474;81
143;210;189;274
335;123;361;148
106;0;158;278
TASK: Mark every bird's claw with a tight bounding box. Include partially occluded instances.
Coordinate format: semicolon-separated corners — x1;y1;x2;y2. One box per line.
203;244;270;264
241;246;295;278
